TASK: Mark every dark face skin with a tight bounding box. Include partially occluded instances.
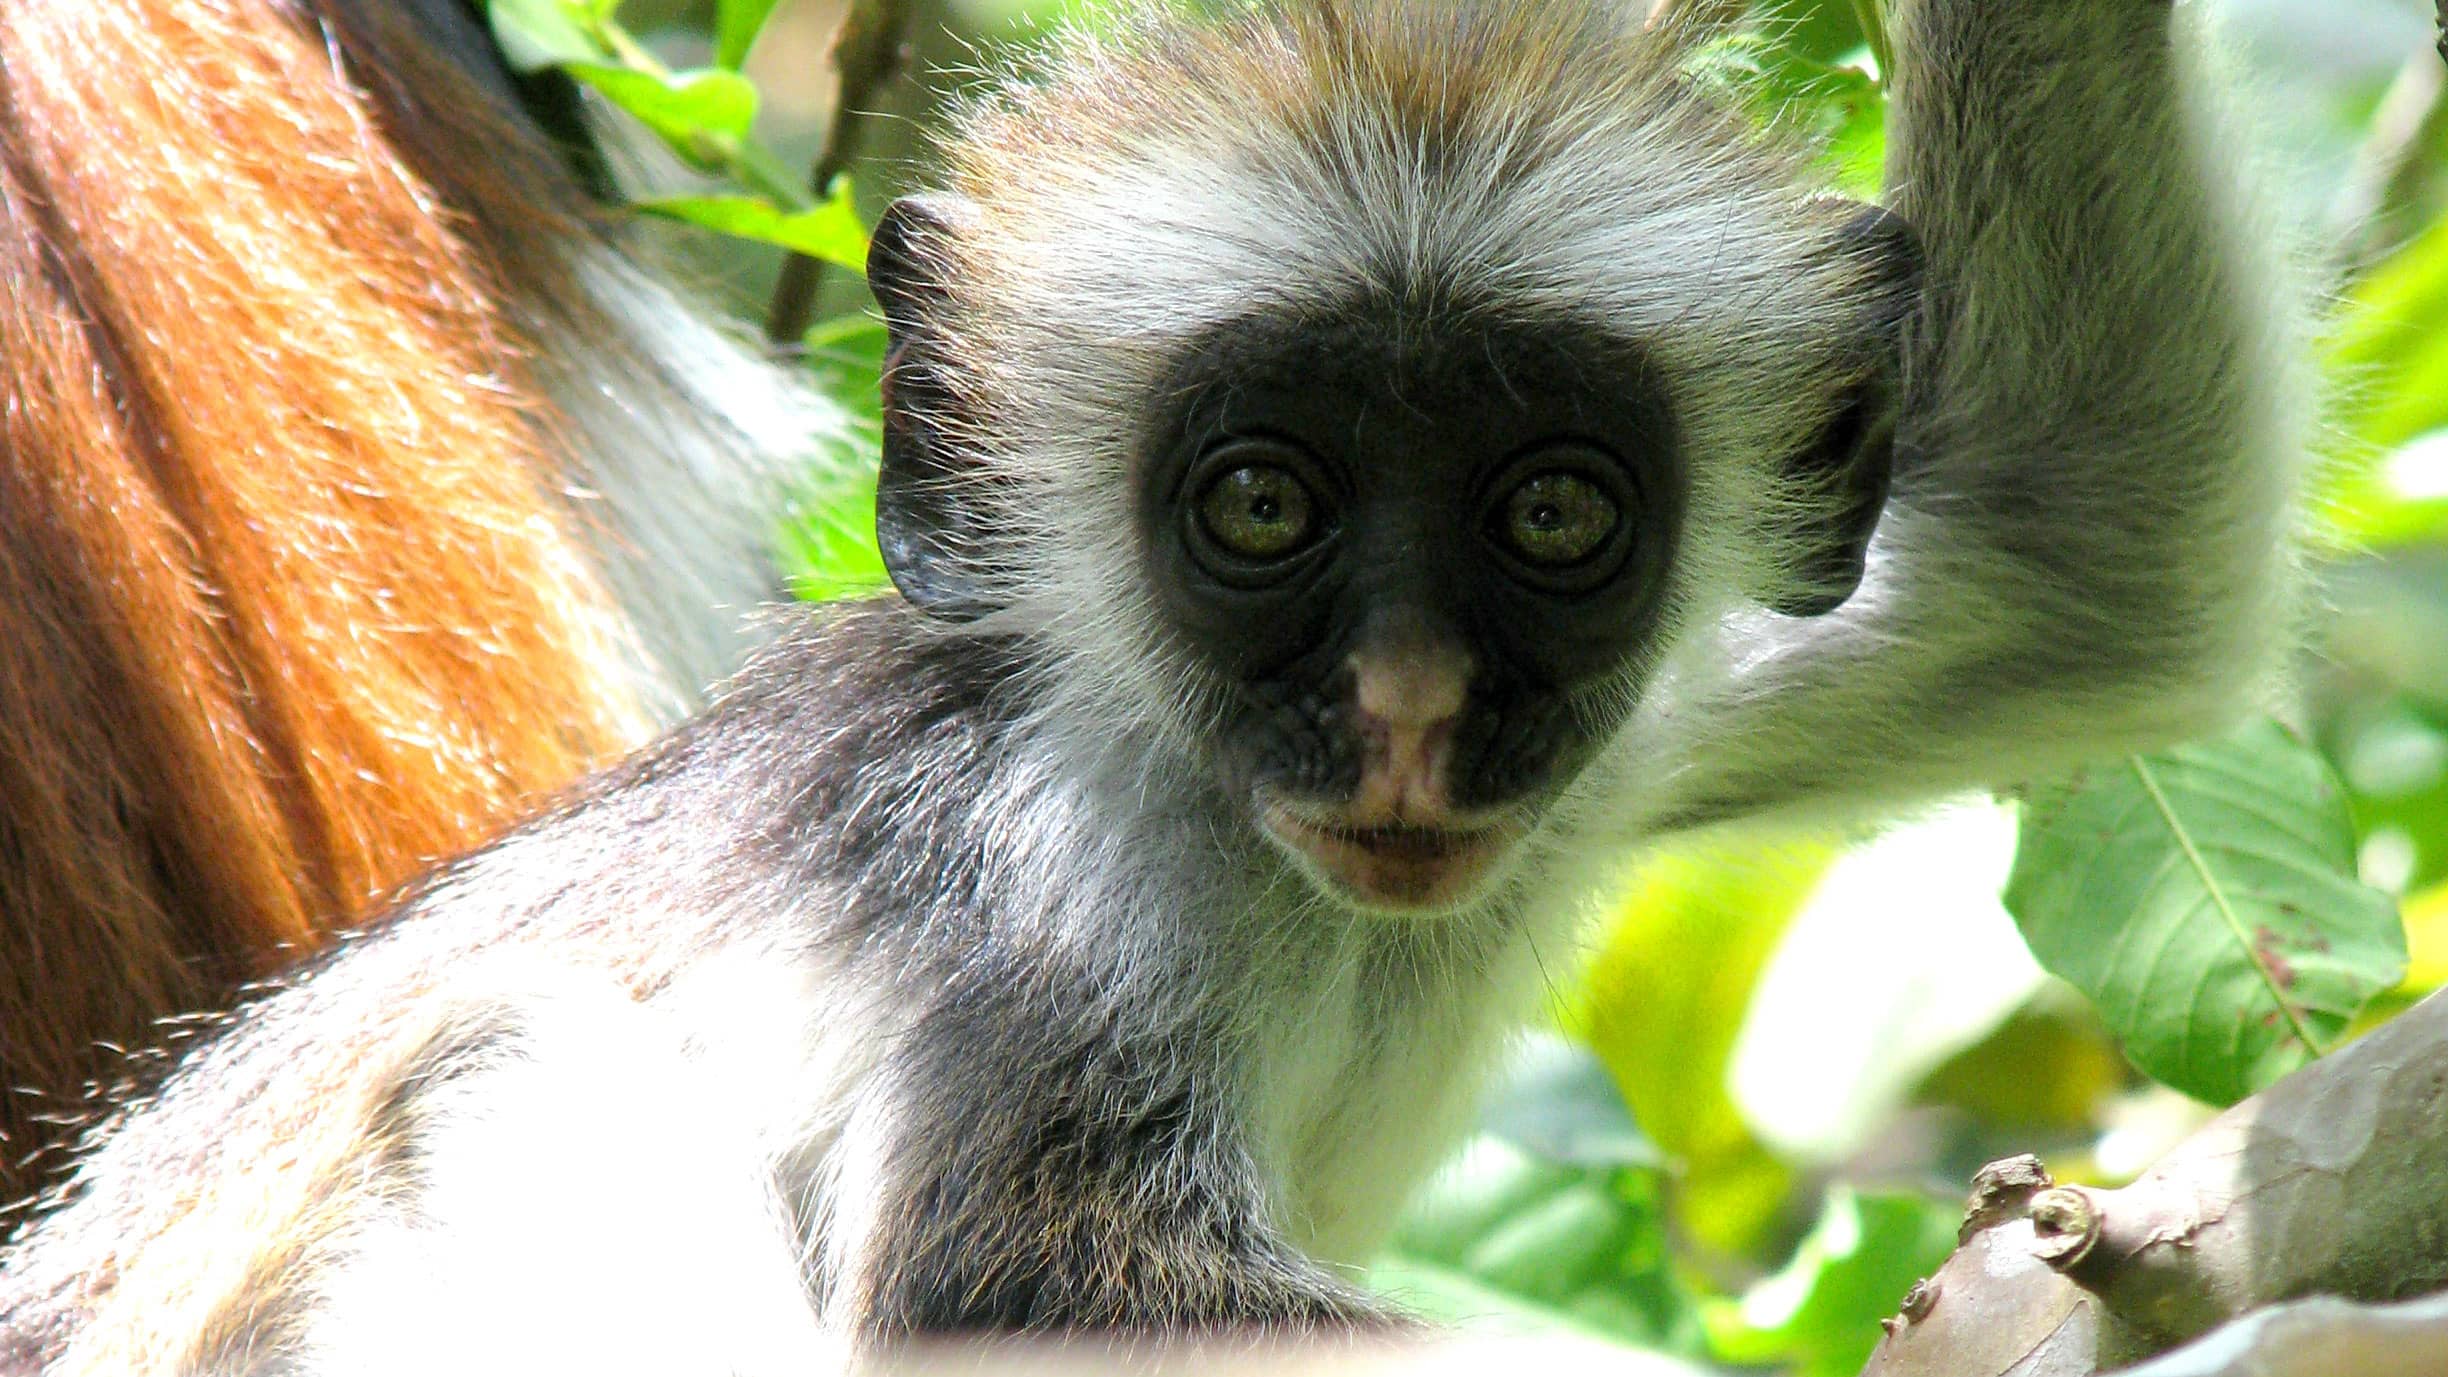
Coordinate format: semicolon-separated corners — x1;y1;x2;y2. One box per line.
1135;305;1686;912
873;196;1900;914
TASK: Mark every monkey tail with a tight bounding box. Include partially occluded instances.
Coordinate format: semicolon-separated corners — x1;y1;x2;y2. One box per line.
0;0;833;1215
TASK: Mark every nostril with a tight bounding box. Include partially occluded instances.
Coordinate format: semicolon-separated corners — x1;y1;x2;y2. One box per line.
1352;699;1459;755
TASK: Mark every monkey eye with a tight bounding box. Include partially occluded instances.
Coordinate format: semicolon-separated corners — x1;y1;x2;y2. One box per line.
1495;471;1619;567
1196;461;1319;560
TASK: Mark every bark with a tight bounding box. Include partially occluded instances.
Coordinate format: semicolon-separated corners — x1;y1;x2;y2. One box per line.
1862;987;2448;1376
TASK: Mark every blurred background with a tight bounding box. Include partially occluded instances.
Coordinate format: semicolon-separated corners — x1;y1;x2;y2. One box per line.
537;0;2448;1369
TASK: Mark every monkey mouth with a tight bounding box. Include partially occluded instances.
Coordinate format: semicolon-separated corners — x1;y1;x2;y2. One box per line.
1311;820;1483;860
1259;805;1525;913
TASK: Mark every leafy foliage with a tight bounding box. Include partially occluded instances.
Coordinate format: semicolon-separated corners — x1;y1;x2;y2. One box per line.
487;0;867;250
713;0;786;70
779;316;890;600
1370;1046;1705;1352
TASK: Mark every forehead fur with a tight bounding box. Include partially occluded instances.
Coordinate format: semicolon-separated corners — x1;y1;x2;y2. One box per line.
934;0;1869;369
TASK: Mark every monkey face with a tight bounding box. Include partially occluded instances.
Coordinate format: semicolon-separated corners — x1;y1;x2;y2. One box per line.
866;192;1911;916
1131;306;1687;912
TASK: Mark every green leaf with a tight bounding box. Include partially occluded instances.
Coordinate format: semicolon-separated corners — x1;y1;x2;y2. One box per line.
778;476;887;603
638;186;868;272
563;64;758;172
1818;64;1886;200
780;315;887;602
1370;1043;1704;1356
1373;1143;1704;1353
2331;211;2448;455
1571;842;1824;1255
2005;719;2407;1106
715;0;786;69
486;0;609;71
2322;212;2448;548
1691;25;1886;199
1702;1187;1959;1377
1768;55;1885;199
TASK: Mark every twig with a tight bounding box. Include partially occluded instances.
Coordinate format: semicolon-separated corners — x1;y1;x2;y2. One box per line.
766;0;916;344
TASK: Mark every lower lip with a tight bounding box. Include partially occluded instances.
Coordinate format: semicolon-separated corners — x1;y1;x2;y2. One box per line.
1260;808;1519;912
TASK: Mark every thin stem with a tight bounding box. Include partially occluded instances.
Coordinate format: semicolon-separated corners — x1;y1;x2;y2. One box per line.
767;0;915;344
1850;0;1892;84
594;18;669;79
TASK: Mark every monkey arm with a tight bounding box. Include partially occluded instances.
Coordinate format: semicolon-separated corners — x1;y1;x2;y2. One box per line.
1650;0;2307;831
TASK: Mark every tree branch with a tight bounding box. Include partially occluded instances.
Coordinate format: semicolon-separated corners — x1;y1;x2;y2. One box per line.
1861;987;2448;1377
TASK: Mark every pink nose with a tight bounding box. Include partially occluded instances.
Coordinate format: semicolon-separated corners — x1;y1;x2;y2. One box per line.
1345;622;1472;822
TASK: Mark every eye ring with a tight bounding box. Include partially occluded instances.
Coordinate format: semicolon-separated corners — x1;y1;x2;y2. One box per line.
1179;436;1337;584
1479;443;1639;594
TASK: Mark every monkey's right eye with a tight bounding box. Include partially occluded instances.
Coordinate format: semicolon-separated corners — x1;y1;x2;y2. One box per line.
1196;463;1319;560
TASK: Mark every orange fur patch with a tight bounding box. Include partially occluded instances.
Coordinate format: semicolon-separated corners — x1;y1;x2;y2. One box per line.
0;0;643;1211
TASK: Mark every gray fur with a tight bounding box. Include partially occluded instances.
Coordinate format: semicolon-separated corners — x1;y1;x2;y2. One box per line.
0;1;2306;1372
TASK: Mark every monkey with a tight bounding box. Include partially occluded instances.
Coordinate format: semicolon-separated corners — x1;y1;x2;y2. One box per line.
0;0;850;1208
0;0;2307;1370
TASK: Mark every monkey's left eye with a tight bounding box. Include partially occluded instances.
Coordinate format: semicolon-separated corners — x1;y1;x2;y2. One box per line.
1496;472;1619;567
1197;463;1319;560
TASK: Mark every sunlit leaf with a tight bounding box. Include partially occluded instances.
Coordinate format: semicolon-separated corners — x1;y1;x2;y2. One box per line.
2006;719;2407;1105
564;64;758;171
1766;55;1885;199
486;0;607;71
775;314;888;603
1692;20;1885;199
2336;430;2448;549
639;185;868;272
2325;694;2448;900
2332;211;2448;454
1703;1187;1958;1377
780;477;887;603
801;314;888;417
715;0;787;69
1911;993;2130;1134
2324;212;2448;547
1570;843;1826;1255
2399;881;2448;992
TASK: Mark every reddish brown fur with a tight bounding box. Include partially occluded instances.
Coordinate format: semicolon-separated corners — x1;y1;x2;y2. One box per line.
0;0;649;1212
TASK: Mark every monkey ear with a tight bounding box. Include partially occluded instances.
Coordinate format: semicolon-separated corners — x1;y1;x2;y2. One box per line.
1765;203;1924;618
869;193;1004;622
